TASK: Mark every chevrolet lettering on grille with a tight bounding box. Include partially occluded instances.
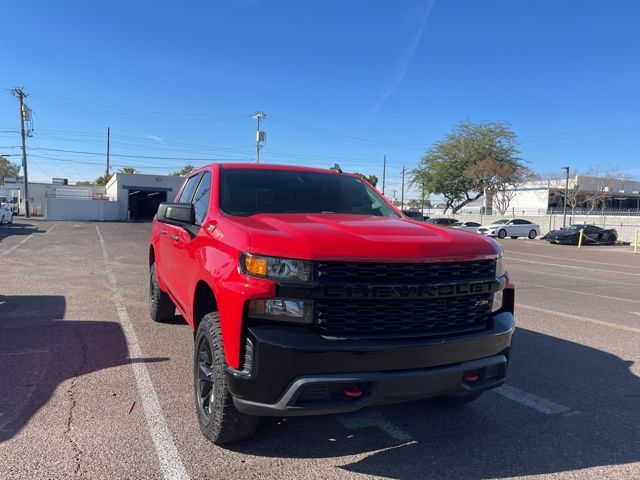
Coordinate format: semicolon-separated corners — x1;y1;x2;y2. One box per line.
321;281;496;299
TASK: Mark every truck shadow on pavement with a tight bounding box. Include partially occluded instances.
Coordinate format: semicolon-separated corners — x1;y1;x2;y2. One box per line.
0;295;168;443
230;327;640;479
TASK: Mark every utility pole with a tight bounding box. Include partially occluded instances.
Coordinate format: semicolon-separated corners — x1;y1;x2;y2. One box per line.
252;111;267;164
421;183;425;218
106;127;111;177
11;87;30;218
562;166;570;227
400;166;406;210
382;154;387;195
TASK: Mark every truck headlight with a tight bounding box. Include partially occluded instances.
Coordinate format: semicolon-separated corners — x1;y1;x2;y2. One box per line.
247;298;313;324
495;254;506;278
493;253;507;312
240;253;312;283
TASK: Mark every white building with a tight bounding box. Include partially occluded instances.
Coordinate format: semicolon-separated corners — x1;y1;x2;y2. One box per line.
4;173;185;221
457;175;640;215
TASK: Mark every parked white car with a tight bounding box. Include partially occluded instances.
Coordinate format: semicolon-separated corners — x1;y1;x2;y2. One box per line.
477;219;539;239
0;203;14;225
450;221;482;232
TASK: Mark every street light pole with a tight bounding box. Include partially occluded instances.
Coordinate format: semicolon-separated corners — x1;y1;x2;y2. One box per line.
562;166;570;227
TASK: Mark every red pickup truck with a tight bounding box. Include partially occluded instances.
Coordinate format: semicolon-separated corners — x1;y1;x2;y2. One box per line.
149;163;515;444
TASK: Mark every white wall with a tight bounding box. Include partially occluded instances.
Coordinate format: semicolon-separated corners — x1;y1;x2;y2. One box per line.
44;198;120;221
106;173;185;220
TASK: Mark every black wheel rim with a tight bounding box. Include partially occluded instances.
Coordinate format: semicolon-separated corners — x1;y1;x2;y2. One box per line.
197;337;215;417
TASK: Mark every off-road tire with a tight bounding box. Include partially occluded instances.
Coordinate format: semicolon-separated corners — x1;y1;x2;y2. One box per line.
497;229;507;239
433;392;483;407
528;230;537;239
149;263;175;322
194;312;259;444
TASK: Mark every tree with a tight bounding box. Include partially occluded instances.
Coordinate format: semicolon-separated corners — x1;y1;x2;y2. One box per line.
484;162;538;215
406;199;422;209
411;121;523;213
171;165;195;176
353;172;379;187
0;156;21;184
95;173;113;186
119;166;138;174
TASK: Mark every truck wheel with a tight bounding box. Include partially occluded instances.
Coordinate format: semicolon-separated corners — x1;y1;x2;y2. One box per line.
194;312;259;444
497;229;506;239
528;230;537;239
149;264;175;322
434;392;483;406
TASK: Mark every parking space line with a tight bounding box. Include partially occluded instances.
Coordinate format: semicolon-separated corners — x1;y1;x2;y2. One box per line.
508;257;640;277
507;268;637;287
0;347;50;357
518;281;640;304
502;249;640;269
96;225;190;480
0;235;32;257
518;304;640;334
493;385;572;415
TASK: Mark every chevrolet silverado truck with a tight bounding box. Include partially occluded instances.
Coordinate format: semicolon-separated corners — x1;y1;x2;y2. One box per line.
148;163;515;444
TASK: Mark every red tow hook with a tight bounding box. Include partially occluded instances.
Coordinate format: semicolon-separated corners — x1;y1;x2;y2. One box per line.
343;385;364;398
463;370;479;382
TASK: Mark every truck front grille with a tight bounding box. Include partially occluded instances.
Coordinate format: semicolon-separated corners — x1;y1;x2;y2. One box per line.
315;259;495;283
313;260;496;338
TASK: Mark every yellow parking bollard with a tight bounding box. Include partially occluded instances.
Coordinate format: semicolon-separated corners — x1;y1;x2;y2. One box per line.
578;228;584;249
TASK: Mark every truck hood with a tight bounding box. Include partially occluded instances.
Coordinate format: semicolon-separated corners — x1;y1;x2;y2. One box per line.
227;213;500;261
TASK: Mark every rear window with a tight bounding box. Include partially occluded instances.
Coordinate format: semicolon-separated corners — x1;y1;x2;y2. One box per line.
220;168;398;217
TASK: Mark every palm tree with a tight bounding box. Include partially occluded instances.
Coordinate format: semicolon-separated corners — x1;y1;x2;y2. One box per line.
119;166;138;174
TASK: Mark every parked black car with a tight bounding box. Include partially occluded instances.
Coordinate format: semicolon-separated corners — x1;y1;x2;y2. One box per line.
547;224;618;245
427;218;458;226
401;210;425;221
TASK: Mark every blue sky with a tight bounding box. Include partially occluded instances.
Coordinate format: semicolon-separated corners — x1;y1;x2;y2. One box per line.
1;0;639;199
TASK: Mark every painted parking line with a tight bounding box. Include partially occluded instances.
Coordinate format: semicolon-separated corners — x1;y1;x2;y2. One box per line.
501;249;640;269
506;267;637;287
0;347;50;357
0;235;32;257
508;256;640;277
96;225;190;480
518;304;640;334
517;281;640;304
493;385;572;415
0;223;58;258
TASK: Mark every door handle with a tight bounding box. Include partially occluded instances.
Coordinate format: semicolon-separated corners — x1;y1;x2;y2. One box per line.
171;234;179;241
160;229;166;235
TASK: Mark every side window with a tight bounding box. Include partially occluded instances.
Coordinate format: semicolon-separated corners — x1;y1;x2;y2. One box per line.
192;172;212;226
177;174;201;203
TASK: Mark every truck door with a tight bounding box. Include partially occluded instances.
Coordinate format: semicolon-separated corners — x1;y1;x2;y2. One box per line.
164;171;212;313
157;172;201;309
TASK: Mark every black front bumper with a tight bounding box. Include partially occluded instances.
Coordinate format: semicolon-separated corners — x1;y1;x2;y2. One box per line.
226;311;515;416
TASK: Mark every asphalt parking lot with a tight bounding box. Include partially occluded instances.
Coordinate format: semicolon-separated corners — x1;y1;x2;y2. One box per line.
1;219;640;480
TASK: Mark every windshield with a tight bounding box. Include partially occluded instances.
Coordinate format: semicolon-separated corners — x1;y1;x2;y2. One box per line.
220;168;399;217
563;225;583;231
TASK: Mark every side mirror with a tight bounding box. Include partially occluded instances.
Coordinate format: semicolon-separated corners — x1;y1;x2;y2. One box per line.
157;202;195;226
